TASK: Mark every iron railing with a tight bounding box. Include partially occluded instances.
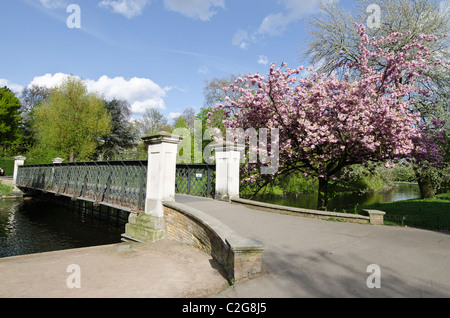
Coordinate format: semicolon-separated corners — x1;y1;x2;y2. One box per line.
16;161;216;213
175;164;215;198
16;161;148;212
384;214;450;231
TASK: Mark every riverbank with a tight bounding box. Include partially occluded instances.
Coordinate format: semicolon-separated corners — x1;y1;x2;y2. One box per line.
360;195;450;231
0;177;23;199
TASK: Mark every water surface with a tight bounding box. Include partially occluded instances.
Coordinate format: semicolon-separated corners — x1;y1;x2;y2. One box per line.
253;183;421;212
0;198;124;258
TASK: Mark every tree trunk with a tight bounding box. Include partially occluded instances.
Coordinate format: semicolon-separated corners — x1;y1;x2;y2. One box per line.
317;177;329;211
417;178;435;199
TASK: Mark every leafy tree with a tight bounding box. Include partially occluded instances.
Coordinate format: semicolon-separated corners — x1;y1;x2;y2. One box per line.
304;0;450;198
131;108;173;159
212;26;442;210
20;84;51;116
97;99;136;160
133;108;171;137
32;76;111;162
0;86;22;155
17;85;51;155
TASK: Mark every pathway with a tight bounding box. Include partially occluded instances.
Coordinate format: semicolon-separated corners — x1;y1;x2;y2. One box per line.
175;194;450;298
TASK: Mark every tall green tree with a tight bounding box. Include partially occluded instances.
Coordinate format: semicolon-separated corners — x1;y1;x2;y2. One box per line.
133;108;171;137
97;99;136;160
0;86;22;155
32;76;111;162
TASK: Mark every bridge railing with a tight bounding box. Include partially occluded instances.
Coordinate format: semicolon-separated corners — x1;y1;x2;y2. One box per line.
16;161;148;212
16;161;216;213
175;164;215;198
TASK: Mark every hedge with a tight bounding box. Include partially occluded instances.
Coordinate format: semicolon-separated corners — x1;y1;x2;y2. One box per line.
0;158;15;176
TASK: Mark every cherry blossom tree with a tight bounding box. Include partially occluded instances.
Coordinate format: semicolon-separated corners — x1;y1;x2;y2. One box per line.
211;24;445;210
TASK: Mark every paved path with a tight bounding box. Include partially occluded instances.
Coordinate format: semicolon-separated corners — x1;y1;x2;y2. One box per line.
0;239;228;298
175;195;450;298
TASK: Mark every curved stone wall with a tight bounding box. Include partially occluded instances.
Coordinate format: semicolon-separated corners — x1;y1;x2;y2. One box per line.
163;201;264;283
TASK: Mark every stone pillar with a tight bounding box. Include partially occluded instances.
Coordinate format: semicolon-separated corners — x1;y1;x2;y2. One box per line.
13;156;26;185
211;141;244;202
362;209;386;225
143;132;183;217
124;132;183;243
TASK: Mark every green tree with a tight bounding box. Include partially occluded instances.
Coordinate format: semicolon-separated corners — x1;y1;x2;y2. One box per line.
18;84;51;155
97;99;136;160
0;86;22;155
32;76;111;162
133;108;171;137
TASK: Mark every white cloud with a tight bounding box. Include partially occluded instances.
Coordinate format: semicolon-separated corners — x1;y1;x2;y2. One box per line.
28;73;168;116
232;29;250;50
168;112;182;120
29;72;71;89
86;76;168;115
98;0;150;19
233;0;338;49
258;12;290;36
256;0;325;36
198;65;209;75
163;0;225;21
39;0;68;9
257;55;269;65
0;79;24;95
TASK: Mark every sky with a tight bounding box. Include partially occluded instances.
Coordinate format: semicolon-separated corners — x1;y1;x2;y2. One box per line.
1;0;356;121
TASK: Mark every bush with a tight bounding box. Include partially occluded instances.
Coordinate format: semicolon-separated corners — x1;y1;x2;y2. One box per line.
0;158;14;176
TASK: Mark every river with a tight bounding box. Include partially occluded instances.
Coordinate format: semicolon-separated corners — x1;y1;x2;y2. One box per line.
252;183;421;212
0;198;125;258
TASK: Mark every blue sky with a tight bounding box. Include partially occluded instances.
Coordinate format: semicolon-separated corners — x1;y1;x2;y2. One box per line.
0;0;356;120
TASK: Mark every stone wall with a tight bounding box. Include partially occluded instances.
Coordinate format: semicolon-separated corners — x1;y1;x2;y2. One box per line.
231;198;385;225
163;201;264;283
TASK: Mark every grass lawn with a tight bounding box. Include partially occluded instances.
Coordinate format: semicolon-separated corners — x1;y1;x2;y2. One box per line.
360;194;450;231
0;184;13;196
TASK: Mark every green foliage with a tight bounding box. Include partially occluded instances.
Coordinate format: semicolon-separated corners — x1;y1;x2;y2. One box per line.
31;76;111;162
173;117;194;164
0;184;12;196
0;158;14;176
97;99;136;160
330;164;390;194
240;173;318;198
0;87;22;155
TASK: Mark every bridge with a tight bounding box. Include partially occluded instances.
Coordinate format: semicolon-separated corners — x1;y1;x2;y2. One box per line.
13;132;263;283
16;160;215;214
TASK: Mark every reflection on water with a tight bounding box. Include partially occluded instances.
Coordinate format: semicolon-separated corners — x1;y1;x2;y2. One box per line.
0;198;125;258
253;183;421;212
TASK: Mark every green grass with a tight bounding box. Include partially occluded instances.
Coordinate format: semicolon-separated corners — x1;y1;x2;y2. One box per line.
360;197;450;231
0;184;13;196
436;192;450;200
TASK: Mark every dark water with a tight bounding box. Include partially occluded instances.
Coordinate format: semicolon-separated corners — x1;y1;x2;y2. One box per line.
0;198;125;258
253;183;421;212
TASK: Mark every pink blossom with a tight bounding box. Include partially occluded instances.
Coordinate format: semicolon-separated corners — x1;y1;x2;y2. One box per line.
209;24;445;208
